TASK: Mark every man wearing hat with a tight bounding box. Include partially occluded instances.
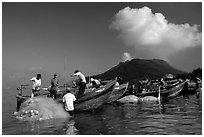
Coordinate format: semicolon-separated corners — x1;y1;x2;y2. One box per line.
72;70;86;96
50;73;59;99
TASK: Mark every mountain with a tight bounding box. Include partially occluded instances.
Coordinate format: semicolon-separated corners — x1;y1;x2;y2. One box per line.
93;58;185;82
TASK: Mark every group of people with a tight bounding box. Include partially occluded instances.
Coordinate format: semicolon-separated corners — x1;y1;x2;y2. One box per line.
29;69;100;116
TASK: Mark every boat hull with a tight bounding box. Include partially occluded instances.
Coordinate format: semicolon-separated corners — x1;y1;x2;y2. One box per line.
75;80;117;111
106;83;129;104
136;80;187;98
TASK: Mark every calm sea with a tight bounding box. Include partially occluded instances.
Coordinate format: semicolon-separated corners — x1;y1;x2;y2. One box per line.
2;87;202;135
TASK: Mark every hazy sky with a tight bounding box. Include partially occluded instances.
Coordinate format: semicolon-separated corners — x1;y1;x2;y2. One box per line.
2;2;202;81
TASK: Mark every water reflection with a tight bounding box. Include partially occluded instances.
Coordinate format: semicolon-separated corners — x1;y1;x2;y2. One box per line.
74;111;107;134
64;119;79;135
73;94;201;135
15;117;79;135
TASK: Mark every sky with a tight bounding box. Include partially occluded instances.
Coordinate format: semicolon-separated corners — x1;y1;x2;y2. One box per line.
2;2;202;86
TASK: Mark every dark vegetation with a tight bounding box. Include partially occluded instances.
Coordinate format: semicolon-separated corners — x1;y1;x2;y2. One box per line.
175;67;202;82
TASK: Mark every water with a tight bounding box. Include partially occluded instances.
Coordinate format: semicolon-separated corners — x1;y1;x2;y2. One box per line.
2;88;202;135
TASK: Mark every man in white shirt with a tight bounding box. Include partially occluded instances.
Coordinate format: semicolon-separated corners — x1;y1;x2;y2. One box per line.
63;88;76;116
30;74;41;97
90;78;100;89
72;70;87;96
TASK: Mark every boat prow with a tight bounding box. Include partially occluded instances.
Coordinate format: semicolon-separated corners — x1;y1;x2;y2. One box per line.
74;79;117;111
106;82;129;104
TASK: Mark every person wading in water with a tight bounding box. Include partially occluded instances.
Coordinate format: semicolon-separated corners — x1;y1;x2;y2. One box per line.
50;73;59;99
62;88;76;116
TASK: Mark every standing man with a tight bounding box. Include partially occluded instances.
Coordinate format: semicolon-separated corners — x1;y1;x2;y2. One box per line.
50;73;59;99
63;88;76;116
72;70;86;96
30;74;42;97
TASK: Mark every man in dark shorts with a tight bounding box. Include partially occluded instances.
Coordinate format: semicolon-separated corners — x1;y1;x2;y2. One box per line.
72;70;87;96
50;74;59;99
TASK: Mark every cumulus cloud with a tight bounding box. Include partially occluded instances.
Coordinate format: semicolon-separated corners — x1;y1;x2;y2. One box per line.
122;52;133;62
110;6;202;59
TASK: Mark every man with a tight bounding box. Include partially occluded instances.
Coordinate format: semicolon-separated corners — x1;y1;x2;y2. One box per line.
50;73;59;99
160;78;167;87
90;78;100;89
30;74;41;97
72;70;86;96
63;88;76;116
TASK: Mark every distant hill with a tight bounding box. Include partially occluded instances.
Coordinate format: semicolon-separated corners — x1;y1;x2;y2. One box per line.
92;58;185;82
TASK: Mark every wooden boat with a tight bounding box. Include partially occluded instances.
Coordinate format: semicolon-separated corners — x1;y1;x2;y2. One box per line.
105;82;129;104
135;80;187;98
74;79;117;111
180;80;202;95
165;80;181;89
167;80;187;98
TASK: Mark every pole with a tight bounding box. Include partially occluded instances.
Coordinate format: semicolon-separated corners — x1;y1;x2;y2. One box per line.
158;86;161;104
64;56;67;90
